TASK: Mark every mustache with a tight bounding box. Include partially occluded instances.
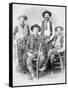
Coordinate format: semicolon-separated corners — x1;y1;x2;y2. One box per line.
46;17;49;19
45;17;49;21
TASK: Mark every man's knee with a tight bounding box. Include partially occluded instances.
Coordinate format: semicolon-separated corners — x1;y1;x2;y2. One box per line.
48;49;56;57
50;54;55;59
48;49;52;56
40;55;45;62
26;55;35;66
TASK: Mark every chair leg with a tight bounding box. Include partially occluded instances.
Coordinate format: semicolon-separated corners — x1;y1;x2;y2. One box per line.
36;60;39;79
50;58;54;73
50;55;55;73
58;54;63;72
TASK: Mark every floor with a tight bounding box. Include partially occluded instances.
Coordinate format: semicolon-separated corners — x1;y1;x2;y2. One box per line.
13;60;65;86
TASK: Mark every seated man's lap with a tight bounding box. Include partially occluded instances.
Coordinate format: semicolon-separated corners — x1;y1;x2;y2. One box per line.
26;54;35;66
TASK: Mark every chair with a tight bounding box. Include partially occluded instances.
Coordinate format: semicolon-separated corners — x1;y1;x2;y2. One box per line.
50;52;64;72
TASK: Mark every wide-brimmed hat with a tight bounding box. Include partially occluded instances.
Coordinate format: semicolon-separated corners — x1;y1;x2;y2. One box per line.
55;26;63;31
31;24;41;32
18;15;28;20
42;10;52;18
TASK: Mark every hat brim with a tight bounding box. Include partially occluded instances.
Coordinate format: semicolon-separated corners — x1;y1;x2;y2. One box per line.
18;15;28;20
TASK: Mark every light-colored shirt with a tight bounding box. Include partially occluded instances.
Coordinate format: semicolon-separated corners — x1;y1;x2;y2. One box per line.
41;20;55;41
53;33;64;49
43;21;51;37
14;24;29;41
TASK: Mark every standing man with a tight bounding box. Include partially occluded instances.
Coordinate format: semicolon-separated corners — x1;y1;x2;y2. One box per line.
14;15;30;40
39;10;55;71
14;15;30;71
41;10;54;42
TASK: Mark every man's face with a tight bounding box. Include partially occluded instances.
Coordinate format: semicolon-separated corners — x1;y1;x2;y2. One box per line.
19;17;25;24
33;27;39;35
44;13;50;21
56;28;62;35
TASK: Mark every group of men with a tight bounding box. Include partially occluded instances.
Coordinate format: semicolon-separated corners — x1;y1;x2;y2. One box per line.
14;10;64;80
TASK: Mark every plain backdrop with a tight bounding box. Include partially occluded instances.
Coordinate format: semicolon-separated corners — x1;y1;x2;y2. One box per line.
13;4;65;29
13;3;65;86
0;0;68;89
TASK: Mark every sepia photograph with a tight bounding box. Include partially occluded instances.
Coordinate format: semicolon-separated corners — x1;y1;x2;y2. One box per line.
9;3;66;87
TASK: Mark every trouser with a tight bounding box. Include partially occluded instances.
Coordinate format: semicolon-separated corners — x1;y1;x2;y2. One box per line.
17;48;23;69
17;38;27;71
48;48;59;65
42;41;53;65
26;54;45;74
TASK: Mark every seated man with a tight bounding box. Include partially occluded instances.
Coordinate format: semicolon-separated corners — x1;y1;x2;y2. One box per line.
26;24;45;80
48;26;64;63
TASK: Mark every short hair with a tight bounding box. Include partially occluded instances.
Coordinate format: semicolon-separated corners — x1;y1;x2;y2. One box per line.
18;15;28;20
42;10;52;18
55;26;63;32
31;24;41;32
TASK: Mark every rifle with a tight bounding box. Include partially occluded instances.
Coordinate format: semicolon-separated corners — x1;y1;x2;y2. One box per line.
36;43;41;79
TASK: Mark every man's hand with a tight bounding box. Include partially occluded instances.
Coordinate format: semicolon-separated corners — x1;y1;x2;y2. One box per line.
38;51;43;55
57;49;64;53
27;52;33;56
52;41;55;46
46;38;50;43
48;49;57;57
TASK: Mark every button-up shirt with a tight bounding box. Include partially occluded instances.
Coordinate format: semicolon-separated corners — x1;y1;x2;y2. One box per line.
14;24;30;41
41;20;52;39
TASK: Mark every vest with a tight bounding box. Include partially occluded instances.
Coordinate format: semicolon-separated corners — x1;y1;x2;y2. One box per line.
15;24;29;41
54;34;63;49
41;21;52;39
28;35;40;52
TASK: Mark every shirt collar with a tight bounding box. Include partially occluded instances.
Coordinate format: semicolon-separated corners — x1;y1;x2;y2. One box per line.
32;34;39;39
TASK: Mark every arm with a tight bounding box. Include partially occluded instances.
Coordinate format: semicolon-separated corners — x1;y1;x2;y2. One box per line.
27;25;30;36
44;22;55;43
26;36;30;52
51;34;56;46
26;36;34;56
41;21;44;37
57;35;65;53
49;23;55;41
57;47;65;53
24;25;30;41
